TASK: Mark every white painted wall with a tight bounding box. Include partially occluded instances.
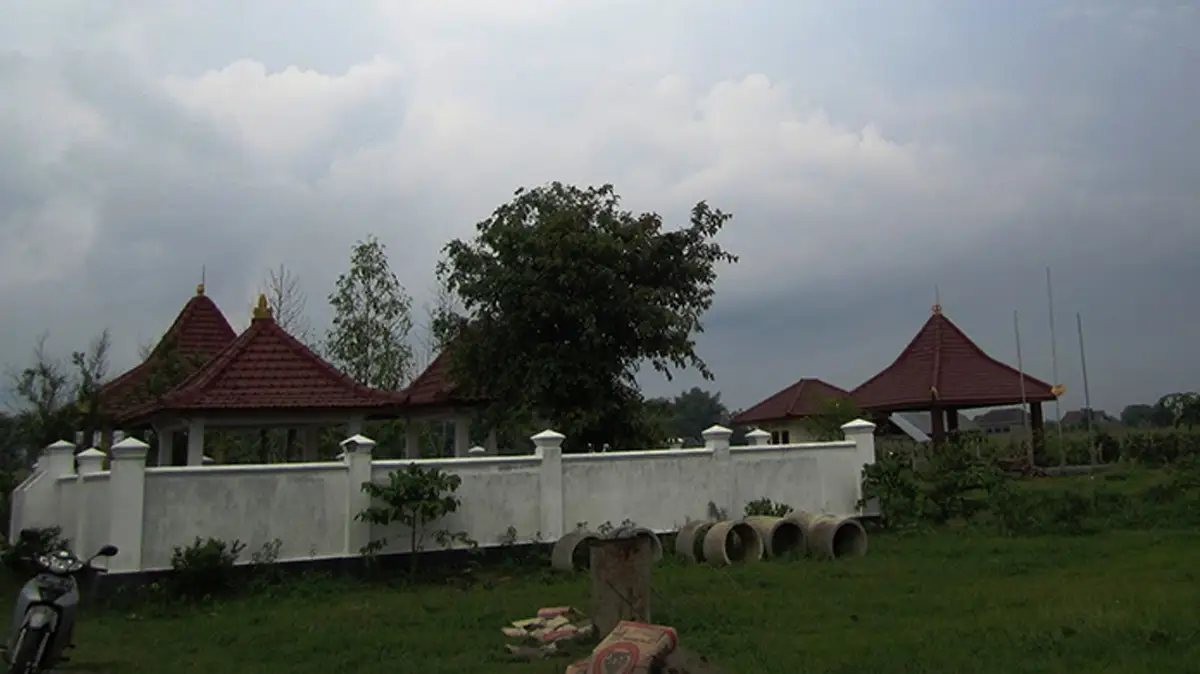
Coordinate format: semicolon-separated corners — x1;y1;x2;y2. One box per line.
8;420;877;574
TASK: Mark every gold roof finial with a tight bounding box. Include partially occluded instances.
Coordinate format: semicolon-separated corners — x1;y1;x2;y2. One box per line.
252;293;274;321
196;283;206;296
1051;384;1067;397
931;303;942;315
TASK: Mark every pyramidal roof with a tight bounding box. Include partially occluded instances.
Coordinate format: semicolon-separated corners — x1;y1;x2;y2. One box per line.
121;295;406;422
851;305;1060;412
99;284;236;419
732;378;851;425
401;344;488;409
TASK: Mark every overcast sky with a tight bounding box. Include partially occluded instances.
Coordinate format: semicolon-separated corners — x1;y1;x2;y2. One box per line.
1;0;1197;419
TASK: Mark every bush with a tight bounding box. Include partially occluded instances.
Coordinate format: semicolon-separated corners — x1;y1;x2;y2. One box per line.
744;498;793;518
1;526;70;575
169;536;246;600
357;463;474;574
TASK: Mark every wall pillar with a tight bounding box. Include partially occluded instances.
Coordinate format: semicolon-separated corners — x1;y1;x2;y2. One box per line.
108;437;149;572
532;429;565;541
74;448;106;558
186;418;205;466
453;415;471;457
841;418;878;514
702;425;734;519
341;434;376;556
745;429;771;446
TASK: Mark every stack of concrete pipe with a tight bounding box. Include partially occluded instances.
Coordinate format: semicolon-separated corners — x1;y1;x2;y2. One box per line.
551;525;664;572
676;519;765;568
675;511;868;565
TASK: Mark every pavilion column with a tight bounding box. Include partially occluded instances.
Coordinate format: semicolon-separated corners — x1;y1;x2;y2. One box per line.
945;409;959;433
1030;402;1046;459
302;426;320;462
186;418;206;466
346;415;364;437
404;422;421;459
484;429;498;455
156;425;175;466
929;407;946;446
453;414;471;457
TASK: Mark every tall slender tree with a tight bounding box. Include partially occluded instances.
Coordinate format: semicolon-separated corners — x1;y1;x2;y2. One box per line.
325;235;415;391
262;264;315;346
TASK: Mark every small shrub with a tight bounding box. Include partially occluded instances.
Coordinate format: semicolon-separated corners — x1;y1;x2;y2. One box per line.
744;498;793;518
169;536;246;600
357;463;474;574
1;526;70;575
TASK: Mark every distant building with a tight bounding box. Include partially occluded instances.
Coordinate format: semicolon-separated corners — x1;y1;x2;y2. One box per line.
972;408;1029;435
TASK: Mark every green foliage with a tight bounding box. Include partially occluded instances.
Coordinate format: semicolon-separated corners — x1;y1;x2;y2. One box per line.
1;526;70;575
744;498;794;518
643;387;732;447
169;537;246;600
356;464;473;573
862;435;1008;528
433;182;738;451
325;234;415;390
1158;392;1200;429
1120;402;1173;428
801;395;863;441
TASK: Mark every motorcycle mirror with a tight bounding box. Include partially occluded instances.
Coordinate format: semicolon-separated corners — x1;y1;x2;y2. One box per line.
96;545;119;557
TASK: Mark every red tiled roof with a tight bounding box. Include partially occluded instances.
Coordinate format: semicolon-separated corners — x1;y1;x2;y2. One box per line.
122;299;406;421
852;307;1059;412
98;286;236;419
401;348;488;409
731;378;852;425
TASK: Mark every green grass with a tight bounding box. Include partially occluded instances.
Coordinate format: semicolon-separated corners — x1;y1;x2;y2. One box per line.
14;529;1198;673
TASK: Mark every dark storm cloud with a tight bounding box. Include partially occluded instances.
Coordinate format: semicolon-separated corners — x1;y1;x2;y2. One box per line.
1;0;1197;420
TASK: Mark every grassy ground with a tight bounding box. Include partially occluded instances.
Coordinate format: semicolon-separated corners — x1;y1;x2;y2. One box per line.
9;528;1196;674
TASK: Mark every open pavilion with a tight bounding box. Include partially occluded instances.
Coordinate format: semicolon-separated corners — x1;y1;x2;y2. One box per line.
851;304;1063;454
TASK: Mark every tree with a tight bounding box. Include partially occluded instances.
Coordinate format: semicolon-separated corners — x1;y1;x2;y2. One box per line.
1158;392;1200;429
262;264;314;346
413;277;461;376
6;331;111;453
668;387;731;446
434;182;737;451
325;235;415;390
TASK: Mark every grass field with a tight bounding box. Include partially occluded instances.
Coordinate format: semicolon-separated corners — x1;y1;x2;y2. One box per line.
8;528;1194;673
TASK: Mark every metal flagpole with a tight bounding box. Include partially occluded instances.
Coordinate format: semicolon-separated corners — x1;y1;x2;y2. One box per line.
1077;313;1096;466
1046;267;1065;466
1014;310;1033;466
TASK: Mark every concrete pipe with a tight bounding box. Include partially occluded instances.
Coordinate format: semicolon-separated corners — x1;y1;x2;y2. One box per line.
620;526;664;563
788;512;868;560
675;520;716;564
744;516;805;559
551;529;599;571
701;520;764;567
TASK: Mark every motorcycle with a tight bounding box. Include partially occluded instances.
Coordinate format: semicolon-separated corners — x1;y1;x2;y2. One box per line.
3;541;118;674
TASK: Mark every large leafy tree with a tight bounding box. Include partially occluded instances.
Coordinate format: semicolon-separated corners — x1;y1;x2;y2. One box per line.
326;235;415;391
434;182;737;451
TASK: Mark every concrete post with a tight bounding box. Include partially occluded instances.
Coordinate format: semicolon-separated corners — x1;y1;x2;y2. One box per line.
108;437;149;572
841;418;878;513
74;448;107;558
745;429;771;446
341;434;376;556
702;424;734;519
42;440;77;479
532;429;565;541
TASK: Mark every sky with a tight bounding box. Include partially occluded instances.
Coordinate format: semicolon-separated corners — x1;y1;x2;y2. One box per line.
1;0;1197;420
